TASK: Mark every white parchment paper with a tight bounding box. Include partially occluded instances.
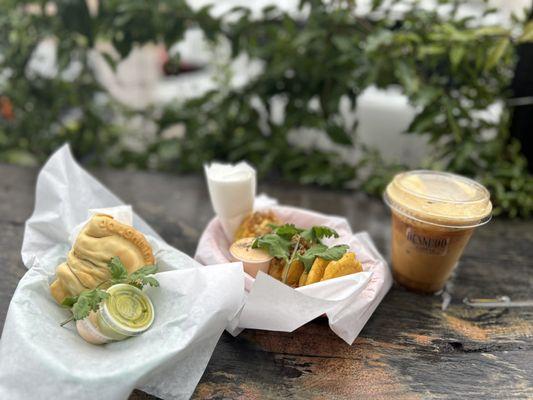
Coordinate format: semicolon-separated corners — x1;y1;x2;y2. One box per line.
195;196;393;345
0;144;245;400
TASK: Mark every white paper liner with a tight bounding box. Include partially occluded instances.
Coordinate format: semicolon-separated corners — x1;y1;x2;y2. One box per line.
195;197;393;344
0;144;245;400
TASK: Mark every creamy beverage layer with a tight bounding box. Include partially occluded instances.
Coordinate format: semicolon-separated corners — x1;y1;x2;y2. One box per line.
385;170;492;227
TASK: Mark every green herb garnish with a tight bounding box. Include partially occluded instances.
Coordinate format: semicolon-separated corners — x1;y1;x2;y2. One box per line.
298;244;349;272
62;289;110;323
108;255;128;282
300;226;339;243
269;224;303;240
252;233;292;262
128;264;160;289
252;224;348;281
268;224;339;244
60;256;159;326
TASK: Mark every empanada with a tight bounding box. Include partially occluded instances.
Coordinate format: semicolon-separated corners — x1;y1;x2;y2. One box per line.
50;214;155;304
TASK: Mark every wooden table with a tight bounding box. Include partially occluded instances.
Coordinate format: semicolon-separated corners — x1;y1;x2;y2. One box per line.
1;163;532;399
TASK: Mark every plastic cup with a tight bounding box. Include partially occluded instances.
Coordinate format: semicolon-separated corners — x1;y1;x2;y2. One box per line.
98;284;154;341
204;162;256;239
230;237;273;278
383;170;492;293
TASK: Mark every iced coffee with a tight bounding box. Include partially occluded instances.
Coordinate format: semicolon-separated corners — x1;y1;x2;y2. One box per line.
384;170;492;293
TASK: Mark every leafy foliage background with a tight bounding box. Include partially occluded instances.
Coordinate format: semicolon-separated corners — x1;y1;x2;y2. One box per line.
1;0;532;217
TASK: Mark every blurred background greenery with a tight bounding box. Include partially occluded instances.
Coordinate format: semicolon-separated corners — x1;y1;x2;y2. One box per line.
0;0;532;217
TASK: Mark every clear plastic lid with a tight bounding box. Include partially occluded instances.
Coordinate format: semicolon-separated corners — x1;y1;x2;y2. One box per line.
101;284;155;336
384;170;492;228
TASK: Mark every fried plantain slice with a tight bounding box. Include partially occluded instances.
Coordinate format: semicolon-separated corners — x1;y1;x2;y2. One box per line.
268;258;284;280
303;257;330;286
298;271;308;287
321;252;362;281
282;259;304;287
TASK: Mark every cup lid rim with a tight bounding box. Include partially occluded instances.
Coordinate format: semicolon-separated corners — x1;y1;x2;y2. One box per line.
383;191;493;229
391;170;491;205
102;284;155;335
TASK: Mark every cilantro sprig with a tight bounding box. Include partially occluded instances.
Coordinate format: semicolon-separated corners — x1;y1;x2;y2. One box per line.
301;226;339;242
298;244;349;272
267;224;339;243
251;233;292;262
60;256;159;326
61;289;109;322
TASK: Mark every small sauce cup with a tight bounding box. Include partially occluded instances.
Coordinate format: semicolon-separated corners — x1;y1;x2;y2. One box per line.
230;238;273;278
77;283;155;344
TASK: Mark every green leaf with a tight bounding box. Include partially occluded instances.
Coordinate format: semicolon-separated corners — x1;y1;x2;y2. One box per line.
332;36;353;52
413;87;441;107
408;111;437;134
128;264;160;288
71;295;89;320
298;243;327;271
485;38;509;71
518;21;533;43
128;275;160;289
396;62;419;94
301;226;340;243
311;226;340;239
101;52;118;72
271;224;303;240
371;0;385;11
325;124;353;145
61;296;78;308
417;45;446;57
316;244;349;260
70;289;109;321
57;0;94;47
108;256;128;281
445;100;462;143
472;26;508;38
129;264;158;281
449;46;465;69
298;244;349;271
142;276;160;287
365;31;393;53
252;234;292;261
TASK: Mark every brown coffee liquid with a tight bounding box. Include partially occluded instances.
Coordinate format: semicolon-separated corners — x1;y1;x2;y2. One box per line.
391;211;474;293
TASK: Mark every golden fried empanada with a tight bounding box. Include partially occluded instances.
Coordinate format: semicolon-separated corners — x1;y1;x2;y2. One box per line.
50;214;155;304
321;252;362;281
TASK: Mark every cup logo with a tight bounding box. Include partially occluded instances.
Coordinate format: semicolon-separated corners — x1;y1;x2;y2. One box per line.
406;228;449;256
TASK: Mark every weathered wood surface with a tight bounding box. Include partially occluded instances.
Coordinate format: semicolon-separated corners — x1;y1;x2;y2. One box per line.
0;163;531;399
